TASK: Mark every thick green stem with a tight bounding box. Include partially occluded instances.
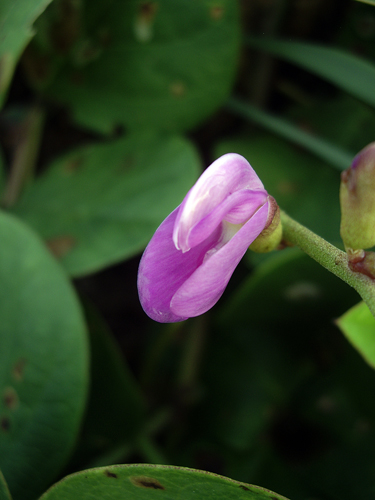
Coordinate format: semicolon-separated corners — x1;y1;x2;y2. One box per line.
280;210;375;318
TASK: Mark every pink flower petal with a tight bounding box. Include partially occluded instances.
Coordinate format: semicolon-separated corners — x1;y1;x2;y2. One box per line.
185;189;267;250
137;207;222;322
170;201;270;317
173;153;265;252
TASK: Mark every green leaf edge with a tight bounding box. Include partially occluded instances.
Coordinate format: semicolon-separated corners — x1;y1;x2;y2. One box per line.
336;300;375;369
227;98;354;171
39;464;290;500
0;470;12;500
247;37;375;108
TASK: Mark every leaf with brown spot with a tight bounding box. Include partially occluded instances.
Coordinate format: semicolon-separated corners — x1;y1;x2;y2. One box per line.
130;476;165;490
30;0;240;133
63;157;84;174
3;387;19;410
12;358;27;381
38;464;290;500
210;5;224;20
104;470;118;479
46;236;76;259
12;133;200;277
0;212;88;500
0;417;10;432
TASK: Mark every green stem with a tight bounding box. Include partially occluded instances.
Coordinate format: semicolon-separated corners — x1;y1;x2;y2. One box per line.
1;106;45;208
280;210;375;318
177;315;206;392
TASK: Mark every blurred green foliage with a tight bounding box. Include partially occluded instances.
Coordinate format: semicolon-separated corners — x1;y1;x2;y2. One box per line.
1;1;375;500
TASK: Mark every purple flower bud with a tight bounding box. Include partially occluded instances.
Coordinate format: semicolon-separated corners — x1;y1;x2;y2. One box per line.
138;153;273;322
340;142;375;251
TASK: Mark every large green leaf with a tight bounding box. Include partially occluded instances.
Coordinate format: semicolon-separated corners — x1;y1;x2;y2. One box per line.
0;0;53;108
0;211;89;500
336;301;375;369
247;37;375;108
12;133;201;277
39;464;289;500
27;0;240;133
0;471;12;500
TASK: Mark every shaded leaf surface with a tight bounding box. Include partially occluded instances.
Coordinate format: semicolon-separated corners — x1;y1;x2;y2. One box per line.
29;0;240;133
247;37;375;107
288;95;375;156
12;133;201;277
227;99;354;171
0;211;88;500
39;464;289;500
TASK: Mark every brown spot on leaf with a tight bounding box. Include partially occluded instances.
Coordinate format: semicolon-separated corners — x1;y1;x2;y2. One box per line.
63;156;84;173
130;476;165;490
210;5;224;20
239;484;250;491
104;470;118;478
3;387;19;410
1;417;10;432
13;358;26;381
170;81;186;97
46;236;76;258
139;2;159;22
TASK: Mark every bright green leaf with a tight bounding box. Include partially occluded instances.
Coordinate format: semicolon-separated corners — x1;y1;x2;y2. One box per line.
29;0;240;133
12;133;201;277
336;301;375;369
0;211;89;500
247;37;375;108
354;0;375;6
0;0;53;108
0;471;12;500
39;464;289;500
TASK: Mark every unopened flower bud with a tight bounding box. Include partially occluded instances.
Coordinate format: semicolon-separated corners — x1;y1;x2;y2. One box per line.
138;153;271;322
340;142;375;251
249;197;282;253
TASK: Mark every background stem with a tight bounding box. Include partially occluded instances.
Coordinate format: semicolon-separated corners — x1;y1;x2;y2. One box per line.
1;106;45;208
